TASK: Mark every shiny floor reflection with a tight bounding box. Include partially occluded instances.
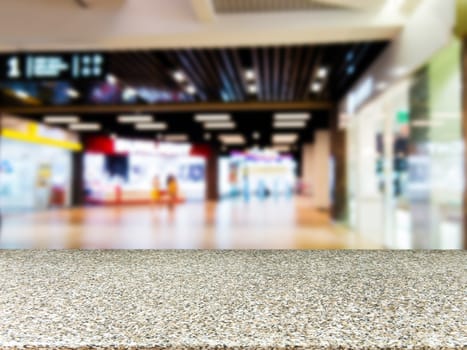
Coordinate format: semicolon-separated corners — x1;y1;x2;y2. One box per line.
1;198;380;249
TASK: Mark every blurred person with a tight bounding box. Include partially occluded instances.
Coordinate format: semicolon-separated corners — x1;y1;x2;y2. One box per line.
151;175;161;206
166;174;178;210
242;168;250;202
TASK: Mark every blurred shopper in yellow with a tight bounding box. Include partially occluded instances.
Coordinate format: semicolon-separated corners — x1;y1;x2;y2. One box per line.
166;174;178;210
151;175;161;205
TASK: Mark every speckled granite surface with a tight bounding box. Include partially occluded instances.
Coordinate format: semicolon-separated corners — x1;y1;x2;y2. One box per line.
0;250;465;350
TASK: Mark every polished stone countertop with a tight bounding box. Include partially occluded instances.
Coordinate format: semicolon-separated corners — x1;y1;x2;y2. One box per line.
0;250;465;350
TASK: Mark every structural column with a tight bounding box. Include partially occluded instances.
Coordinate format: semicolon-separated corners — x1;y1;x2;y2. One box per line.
206;148;219;201
71;151;84;207
330;109;347;222
462;37;467;249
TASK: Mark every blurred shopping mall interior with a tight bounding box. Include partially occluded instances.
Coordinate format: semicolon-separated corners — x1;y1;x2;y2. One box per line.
0;0;466;249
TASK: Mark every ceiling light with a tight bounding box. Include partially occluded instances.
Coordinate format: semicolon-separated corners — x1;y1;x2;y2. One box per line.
272;134;298;143
273;145;291;152
118;115;153;123
274;113;310;121
195;114;231;122
14;90;29;99
245;69;255;81
186;85;197;95
218;134;245;145
165;134;189;142
106;74;118;85
173;70;186;83
44;116;80;124
274;121;306;129
393;66;408;77
317;67;328;79
135;122;167;130
66;88;80;98
69;123;101;131
247;84;257;94
253;132;260;140
311;82;322;92
122;87;138;100
376;82;388;91
204;122;236;130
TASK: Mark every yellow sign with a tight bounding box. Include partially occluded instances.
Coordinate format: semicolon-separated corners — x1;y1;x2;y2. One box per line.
1;117;82;151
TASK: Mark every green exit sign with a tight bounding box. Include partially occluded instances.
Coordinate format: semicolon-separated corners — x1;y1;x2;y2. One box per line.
397;110;409;124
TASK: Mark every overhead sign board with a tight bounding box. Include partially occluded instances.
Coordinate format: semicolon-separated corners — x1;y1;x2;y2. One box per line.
0;52;106;81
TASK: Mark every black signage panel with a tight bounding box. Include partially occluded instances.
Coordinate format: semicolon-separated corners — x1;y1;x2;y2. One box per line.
0;52;107;81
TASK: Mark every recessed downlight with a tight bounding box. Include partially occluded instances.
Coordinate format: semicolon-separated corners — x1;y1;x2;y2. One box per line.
274;121;306;129
311;82;322;92
135;122;167;130
218;134;245;145
273;145;291;152
66;88;80;98
247;84;258;94
14;90;29;99
204;122;236;130
317;67;328;79
69;123;101;131
165;134;189;142
274;113;310;121
44;116;80;124
245;69;255;81
186;85;197;95
195;114;231;122
106;74;118;85
272;134;298;144
173;70;186;82
118;115;153;123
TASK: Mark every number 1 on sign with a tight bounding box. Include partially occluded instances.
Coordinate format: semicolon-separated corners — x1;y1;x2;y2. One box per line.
7;56;21;78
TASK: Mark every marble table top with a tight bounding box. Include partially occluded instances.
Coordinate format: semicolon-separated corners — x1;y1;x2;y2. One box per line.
0;250;465;349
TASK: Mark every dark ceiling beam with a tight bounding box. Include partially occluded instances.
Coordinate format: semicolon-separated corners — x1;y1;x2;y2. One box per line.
302;48;323;100
185;50;221;101
174;50;208;101
296;47;314;99
252;48;263;101
126;52;168;88
197;50;223;100
263;48;271;101
281;47;292;101
287;47;303;100
141;51;179;89
209;51;235;102
232;49;249;101
1;101;333;114
162;51;196;102
273;47;280;101
220;50;245;102
320;46;347;100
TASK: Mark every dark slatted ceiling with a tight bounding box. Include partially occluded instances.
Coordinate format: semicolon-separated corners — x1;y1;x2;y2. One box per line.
0;42;388;108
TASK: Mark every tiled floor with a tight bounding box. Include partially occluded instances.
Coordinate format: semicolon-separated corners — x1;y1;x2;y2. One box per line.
0;197;380;249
